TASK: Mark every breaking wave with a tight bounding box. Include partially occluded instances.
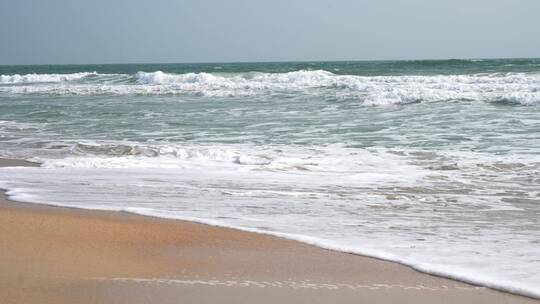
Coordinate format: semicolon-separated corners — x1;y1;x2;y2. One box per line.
1;70;539;105
0;72;97;84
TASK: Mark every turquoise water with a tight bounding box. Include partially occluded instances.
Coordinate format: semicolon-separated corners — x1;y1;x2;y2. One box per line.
2;58;540;76
0;59;539;297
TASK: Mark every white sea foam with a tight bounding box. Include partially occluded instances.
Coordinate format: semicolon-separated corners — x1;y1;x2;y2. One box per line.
0;72;97;84
1;70;539;105
42;143;427;184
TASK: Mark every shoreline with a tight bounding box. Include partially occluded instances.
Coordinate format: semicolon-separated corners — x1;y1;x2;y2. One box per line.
0;158;537;303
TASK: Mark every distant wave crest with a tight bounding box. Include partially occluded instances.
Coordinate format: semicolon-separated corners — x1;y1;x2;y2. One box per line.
0;72;97;84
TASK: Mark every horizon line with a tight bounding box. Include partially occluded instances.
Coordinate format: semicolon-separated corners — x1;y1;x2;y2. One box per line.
1;56;538;67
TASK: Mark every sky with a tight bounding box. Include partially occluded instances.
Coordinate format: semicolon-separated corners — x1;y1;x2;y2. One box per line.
1;0;539;65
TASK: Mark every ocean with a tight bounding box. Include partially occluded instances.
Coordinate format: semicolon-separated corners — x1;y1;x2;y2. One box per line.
0;59;539;297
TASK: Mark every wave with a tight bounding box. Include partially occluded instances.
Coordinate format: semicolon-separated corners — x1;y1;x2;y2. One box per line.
1;70;539;105
0;72;98;84
493;92;540;106
134;70;340;96
43;142;424;180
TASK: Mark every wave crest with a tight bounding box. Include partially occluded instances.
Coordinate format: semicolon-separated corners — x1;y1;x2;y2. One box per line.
1;70;539;105
0;72;97;84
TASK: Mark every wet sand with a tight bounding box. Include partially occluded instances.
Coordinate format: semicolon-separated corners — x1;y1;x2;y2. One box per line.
0;158;537;304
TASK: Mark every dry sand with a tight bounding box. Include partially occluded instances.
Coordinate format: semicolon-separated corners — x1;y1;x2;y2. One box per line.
0;158;537;304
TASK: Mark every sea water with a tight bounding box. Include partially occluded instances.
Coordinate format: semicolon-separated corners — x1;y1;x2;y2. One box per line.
0;59;539;297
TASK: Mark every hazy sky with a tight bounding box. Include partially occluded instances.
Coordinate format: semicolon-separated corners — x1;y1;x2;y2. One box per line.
1;0;539;64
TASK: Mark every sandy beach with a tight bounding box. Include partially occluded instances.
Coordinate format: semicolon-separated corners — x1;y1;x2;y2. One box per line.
0;158;537;304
